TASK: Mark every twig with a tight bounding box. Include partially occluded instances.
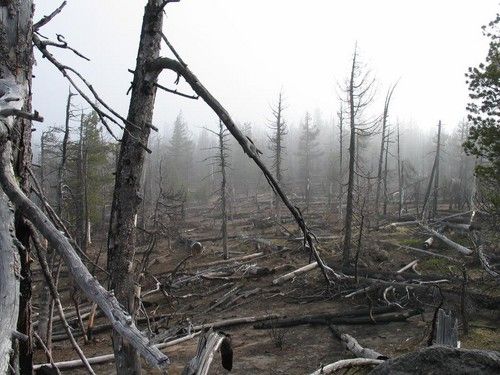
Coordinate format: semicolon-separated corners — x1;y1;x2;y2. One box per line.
34;1;67;30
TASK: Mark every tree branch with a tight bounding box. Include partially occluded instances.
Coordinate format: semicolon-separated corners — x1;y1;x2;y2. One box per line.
147;55;339;285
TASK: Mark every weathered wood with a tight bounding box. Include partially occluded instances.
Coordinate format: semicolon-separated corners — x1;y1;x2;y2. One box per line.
419;224;473;255
107;1;171;372
182;330;227;375
254;307;417;329
272;262;319;285
0;193;20;374
34;332;200;371
433;309;458;347
397;260;419;274
309;358;384;375
329;325;387;359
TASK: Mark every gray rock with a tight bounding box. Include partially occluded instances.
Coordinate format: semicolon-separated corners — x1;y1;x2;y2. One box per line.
369;346;500;375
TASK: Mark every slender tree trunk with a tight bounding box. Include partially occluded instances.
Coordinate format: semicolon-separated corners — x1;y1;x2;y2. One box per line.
219;121;229;259
382;132;390;215
343;52;357;269
76;114;87;252
375;84;396;218
397;124;402;219
432;120;442;217
107;2;165;373
338;105;344;218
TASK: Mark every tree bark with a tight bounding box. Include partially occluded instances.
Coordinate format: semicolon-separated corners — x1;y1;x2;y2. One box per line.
107;1;166;373
1;2;35;373
0;192;20;374
343;48;357;269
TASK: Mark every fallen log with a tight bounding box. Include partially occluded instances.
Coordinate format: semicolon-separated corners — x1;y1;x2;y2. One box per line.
254;307;419;329
419;224;473;255
309;358;384;375
272;262;319;285
329;325;387;359
397;260;419;274
34;332;201;371
192;313;282;332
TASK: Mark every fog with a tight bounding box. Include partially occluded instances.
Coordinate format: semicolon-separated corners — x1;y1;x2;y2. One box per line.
33;0;496;140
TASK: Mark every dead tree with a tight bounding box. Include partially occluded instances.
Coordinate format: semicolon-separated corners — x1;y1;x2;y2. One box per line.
340;44;376;270
206;121;231;259
397;124;403;218
107;1;176;373
298;111;320;210
375;83;397;218
422;121;442;219
267;90;287;218
382;130;392;215
0;2;37;372
337;104;345;218
149;22;337;285
37;89;75;347
431;120;442;217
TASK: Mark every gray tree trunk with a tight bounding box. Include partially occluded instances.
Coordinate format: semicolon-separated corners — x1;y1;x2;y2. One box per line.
0;2;35;373
343;50;357;269
107;1;165;373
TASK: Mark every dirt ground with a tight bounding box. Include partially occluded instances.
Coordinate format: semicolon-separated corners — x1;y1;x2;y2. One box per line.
33;198;500;374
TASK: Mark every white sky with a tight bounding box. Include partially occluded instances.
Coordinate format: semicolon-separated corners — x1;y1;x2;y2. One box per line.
33;0;498;139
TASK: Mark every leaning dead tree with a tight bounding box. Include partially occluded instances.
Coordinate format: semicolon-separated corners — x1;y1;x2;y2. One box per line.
149;16;338;284
422;120;442;219
375;83;397;219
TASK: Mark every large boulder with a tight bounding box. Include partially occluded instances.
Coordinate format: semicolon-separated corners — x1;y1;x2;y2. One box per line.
369;346;500;375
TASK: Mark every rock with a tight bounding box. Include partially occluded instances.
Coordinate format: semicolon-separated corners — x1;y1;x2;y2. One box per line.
369;346;500;375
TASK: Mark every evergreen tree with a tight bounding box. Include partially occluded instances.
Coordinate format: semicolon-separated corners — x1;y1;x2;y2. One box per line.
168;112;194;190
464;13;500;215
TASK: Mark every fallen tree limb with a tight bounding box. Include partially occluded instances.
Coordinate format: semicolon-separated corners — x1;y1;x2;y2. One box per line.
34;332;200;371
272;262;319;285
0;136;169;369
419;224;473;255
329;325;387;359
192;313;281;332
254;307;418;329
309;358;384;375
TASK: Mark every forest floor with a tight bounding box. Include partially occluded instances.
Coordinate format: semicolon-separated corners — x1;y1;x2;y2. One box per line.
33;198;500;374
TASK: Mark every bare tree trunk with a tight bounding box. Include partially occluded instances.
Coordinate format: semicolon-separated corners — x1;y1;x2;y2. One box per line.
0;2;35;373
432;120;442;217
0;192;20;374
343;50;357;270
375;84;396;218
218;120;229;259
39;90;75;345
422;121;441;219
397;124;402;219
337;104;344;218
107;1;166;373
382;132;390;215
